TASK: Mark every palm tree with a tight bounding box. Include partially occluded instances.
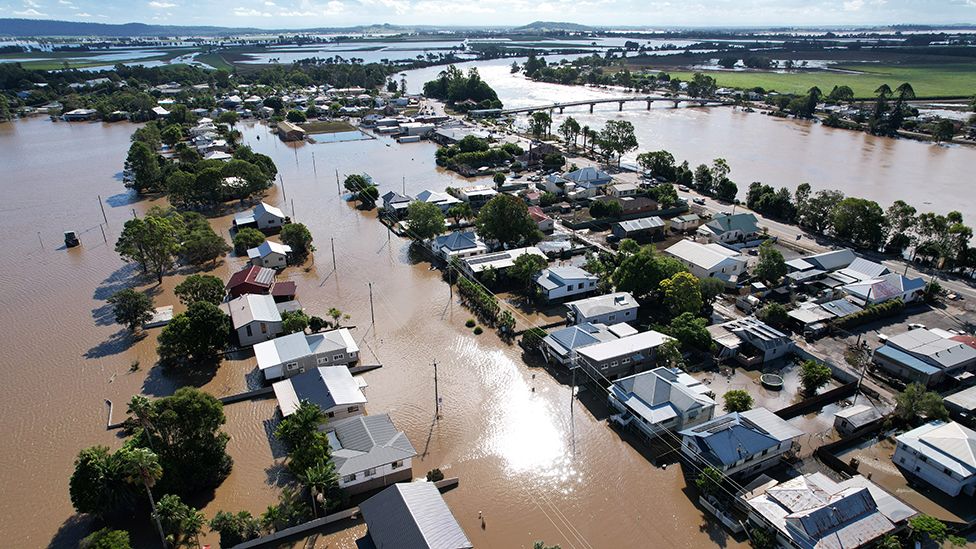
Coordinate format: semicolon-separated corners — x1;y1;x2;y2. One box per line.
274;401;327;449
120;447;166;548
895;82;916;101
299;461;338;517
581;125;590;150
127;395;156;449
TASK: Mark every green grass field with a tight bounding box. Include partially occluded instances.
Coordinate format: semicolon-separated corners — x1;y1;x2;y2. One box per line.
1;48;187;70
300;120;357;134
660;63;976;99
194;52;234;72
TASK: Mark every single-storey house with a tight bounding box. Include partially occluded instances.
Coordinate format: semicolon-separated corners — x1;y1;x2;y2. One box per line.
894;420;976;496
564;167;612;188
833;404;884;437
527;206;554;233
742;472;916;549
786;248;858;274
671;214;701;232
272;365;367;419
255;328;359;381
566;292;638;326
63;108;98;121
679;407;803;478
429;231;488;261
873;328;976;387
608;366;716;442
248;240;292;269
277;120;306;141
608;182;641;198
696;213;760;244
535;266;599;301
577;329;672;379
225;265;297;302
540;322;624;367
707;317;796;366
664;239;747;283
611;217;665;240
234;202;287;232
328;414;416;495
843;273;926;306
381;191;412;217
945;385;976;420
460;247;546;278
415;190;462;212
221;293;294;347
539;173;571;195
358;482;472;549
457;185;497;208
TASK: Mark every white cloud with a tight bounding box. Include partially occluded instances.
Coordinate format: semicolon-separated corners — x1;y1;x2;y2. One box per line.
14;7;47;15
264;0;276;4
58;0;74;4
148;0;176;8
76;11;92;16
843;0;865;10
233;7;273;16
24;0;40;7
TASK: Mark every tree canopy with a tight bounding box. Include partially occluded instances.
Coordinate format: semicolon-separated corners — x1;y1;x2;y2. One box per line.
107;288;155;331
174;274;225;306
157;301;230;364
476;194;542;248
407;201;446;241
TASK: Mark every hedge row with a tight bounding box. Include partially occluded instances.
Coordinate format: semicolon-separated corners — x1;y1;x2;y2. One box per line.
834;299;904;329
458;276;499;325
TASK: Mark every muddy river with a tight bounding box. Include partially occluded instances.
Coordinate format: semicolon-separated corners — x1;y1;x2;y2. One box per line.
403;58;976;217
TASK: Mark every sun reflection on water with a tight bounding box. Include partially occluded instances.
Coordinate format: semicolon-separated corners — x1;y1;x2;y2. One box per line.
454;338;580;490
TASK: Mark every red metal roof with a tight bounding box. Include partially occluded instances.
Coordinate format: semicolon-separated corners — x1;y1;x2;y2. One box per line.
226;265;275;291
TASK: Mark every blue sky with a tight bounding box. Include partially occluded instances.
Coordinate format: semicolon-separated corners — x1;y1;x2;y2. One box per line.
1;0;974;28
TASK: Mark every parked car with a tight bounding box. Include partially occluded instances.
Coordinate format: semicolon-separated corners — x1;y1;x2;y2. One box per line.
908;323;926;330
692;197;706;205
678;185;690;192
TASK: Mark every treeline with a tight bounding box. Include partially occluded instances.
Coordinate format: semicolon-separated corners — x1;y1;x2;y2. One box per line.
423;65;502;111
747;181;974;269
435;135;521;170
124;119;276;208
636;149;737;202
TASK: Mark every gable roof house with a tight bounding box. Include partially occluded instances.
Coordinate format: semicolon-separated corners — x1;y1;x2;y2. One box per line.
893;420;976;496
707;317;796;366
225;265;297;301
255;328;359;381
697;213;760;244
671;213;702;232
221;293;292;347
843;273;926;306
527;206;555;233
608;366;716;442
358;481;472;549
612;217;665;240
564;166;612;188
233;202;287;232
272;365;367;419
429;231;487;261
872;328;976;387
247;240;292;269
328;414;417;495
664;239;747;284
535;266;599;301
743;472;916;549
680;407;803;478
460;246;547;278
566;292;638;326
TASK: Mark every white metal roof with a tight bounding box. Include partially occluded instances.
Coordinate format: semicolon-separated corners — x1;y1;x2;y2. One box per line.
272;366;367;417
577;330;671;363
896;420;976;478
359;482;472;549
665;239;743;271
223;293;281;329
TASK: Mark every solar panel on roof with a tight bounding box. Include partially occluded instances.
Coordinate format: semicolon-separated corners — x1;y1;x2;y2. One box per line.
466;252;512;266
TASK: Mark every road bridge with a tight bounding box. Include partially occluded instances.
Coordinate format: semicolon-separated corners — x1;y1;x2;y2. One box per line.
499;95;730;115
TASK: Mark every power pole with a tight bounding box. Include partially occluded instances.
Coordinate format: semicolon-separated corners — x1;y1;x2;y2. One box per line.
100;224;107;243
433;359;440;419
291;198;295;221
368;282;375;327
311;151;317;175
336;169;341;196
331;237;337;271
97;195;108;225
279;173;286;203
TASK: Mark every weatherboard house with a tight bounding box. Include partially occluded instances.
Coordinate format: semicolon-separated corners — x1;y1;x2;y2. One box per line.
679;407;802;478
233;202;287;232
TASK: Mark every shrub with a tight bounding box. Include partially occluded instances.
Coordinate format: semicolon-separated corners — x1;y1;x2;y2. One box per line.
473;326;483;335
465;319;476;328
723;390;753;413
457;276;499;324
521;327;547;350
800;360;832;394
426;468;444;482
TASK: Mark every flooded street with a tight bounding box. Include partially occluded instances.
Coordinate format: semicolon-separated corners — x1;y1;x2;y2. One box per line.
0;117;737;548
404;58;976;216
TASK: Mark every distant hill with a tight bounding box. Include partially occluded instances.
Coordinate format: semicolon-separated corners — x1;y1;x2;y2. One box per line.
0;18;263;37
512;21;596;32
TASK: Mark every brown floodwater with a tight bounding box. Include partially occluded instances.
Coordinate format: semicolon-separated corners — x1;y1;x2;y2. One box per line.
403;58;976;217
0;117;742;549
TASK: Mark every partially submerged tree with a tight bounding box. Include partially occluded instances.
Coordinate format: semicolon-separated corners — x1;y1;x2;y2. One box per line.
173;274;224;306
233;227;266;255
107;288;155;331
799;360;832;394
895;383;949;424
280;223;315;262
723;390;754;413
407;200;447;241
157;301;230;364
